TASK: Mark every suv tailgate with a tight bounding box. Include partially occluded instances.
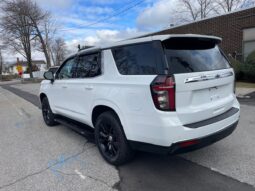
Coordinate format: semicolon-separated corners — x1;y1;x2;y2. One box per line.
174;69;235;125
162;37;235;125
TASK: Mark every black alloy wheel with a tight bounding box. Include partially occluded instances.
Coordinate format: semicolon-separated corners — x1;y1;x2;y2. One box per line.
41;97;58;126
98;120;119;159
95;111;134;165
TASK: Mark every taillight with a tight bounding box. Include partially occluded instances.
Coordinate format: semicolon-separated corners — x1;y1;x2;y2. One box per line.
233;73;236;94
150;75;176;111
178;140;199;148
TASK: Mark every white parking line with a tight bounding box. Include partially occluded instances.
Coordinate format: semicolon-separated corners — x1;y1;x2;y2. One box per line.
75;169;86;180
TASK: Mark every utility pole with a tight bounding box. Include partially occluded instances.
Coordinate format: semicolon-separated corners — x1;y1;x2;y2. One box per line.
0;45;6;81
0;49;3;81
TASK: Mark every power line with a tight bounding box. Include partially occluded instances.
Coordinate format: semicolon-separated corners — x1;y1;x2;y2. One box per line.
83;0;146;27
60;0;145;31
59;0;146;31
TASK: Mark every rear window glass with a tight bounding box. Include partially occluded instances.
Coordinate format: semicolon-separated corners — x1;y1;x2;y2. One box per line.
163;38;230;74
112;41;165;75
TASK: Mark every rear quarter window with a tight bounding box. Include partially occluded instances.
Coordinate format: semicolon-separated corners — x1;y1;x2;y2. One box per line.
112;41;165;75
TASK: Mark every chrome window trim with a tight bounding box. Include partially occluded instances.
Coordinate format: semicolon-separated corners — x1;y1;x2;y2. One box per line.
184;71;233;83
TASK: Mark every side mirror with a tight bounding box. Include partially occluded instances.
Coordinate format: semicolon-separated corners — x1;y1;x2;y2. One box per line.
44;71;54;83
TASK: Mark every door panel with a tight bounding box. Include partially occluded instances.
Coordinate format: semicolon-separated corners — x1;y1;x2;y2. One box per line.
51;56;78;115
49;80;68;114
64;79;94;123
65;52;101;123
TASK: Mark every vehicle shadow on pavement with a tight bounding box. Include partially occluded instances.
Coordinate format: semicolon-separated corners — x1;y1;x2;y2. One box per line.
54;125;255;191
116;152;255;191
238;91;255;105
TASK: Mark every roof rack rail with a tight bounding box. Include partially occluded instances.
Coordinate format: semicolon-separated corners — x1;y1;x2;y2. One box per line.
78;44;94;52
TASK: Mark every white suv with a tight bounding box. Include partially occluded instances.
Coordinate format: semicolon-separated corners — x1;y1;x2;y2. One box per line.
40;35;240;165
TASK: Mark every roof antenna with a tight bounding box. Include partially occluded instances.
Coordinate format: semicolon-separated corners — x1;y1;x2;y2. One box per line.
78;44;81;51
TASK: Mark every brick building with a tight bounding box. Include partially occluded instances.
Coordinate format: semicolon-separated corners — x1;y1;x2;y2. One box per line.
153;7;255;61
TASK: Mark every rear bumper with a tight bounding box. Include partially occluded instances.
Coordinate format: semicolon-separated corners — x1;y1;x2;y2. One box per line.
129;121;238;155
126;97;240;147
184;107;239;128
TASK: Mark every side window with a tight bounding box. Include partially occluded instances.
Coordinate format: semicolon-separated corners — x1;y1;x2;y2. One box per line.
112;41;165;75
56;57;77;79
76;53;101;78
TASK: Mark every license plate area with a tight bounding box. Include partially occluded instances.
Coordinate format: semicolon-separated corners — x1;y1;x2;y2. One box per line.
209;86;220;102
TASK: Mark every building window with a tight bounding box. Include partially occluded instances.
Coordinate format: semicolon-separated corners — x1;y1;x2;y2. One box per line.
243;28;255;60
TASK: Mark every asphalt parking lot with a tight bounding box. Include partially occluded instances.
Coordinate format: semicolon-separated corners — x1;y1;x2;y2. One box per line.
0;82;255;191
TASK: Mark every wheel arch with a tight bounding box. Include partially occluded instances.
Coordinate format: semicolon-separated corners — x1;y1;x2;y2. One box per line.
91;101;129;138
39;93;55;113
92;105;121;126
39;93;47;103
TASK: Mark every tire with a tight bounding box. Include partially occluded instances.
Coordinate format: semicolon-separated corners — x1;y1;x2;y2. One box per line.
41;97;58;126
95;111;134;165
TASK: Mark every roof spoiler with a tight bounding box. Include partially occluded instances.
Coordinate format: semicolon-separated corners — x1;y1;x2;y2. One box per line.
163;36;222;50
161;35;222;44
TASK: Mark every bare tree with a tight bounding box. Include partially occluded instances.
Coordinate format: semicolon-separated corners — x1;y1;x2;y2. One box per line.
176;0;255;22
180;0;200;21
1;0;56;73
51;38;67;66
22;0;53;69
0;49;3;80
198;0;215;19
164;0;214;26
0;0;37;78
215;0;255;13
177;0;216;22
43;18;57;67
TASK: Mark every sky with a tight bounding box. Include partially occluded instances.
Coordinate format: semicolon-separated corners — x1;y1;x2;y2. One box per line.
3;0;179;63
10;0;178;63
34;0;176;51
3;0;253;63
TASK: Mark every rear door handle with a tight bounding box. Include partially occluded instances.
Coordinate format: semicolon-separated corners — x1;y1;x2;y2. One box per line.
62;86;67;89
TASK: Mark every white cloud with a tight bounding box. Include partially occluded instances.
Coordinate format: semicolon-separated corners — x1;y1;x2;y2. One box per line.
65;28;146;54
86;28;145;45
84;36;101;45
96;29;119;41
2;50;45;64
34;0;73;10
57;16;117;31
1;27;145;64
136;0;177;31
0;0;150;63
82;0;129;5
79;6;114;15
